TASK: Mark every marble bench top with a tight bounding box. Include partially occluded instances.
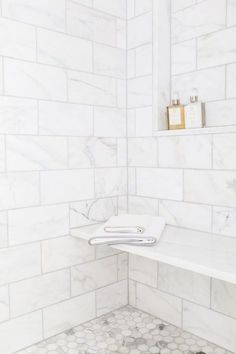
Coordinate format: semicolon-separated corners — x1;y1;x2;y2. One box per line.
71;224;236;285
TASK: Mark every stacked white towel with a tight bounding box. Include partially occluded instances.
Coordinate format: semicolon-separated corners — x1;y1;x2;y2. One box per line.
89;214;165;247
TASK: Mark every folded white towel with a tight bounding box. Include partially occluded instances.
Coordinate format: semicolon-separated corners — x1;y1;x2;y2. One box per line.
89;214;165;246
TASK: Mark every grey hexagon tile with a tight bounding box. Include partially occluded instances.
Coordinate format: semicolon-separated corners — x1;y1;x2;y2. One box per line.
16;306;233;354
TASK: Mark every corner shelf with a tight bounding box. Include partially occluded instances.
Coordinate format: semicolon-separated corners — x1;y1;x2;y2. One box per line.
153;125;236;137
71;223;236;285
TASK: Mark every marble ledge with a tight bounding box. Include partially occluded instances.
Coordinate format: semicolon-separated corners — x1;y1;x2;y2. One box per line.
153;125;236;137
71;224;236;285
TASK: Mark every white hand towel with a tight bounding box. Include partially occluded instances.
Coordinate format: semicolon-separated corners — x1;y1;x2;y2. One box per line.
93;214;165;242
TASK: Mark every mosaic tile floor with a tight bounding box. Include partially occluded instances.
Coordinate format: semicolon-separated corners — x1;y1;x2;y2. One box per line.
16;306;233;354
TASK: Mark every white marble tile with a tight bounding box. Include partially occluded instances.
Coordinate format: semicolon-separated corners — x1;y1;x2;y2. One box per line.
6;136;68;171
0;285;9;322
198;27;236;69
96;245;120;259
0;311;42;354
0;18;36;61
158;135;212;169
41;170;94;204
212;279;236;319
69;137;117;168
172;0;226;43
206;99;236;127
129;254;158;287
227;63;236;99
128;138;157;167
213;133;236;170
0;135;5;172
5;58;67;101
42;236;95;273
127;109;136;137
0;172;39;210
228;0;236;26
184;170;236;207
70;197;118;228
118;253;128;280
128;76;152;108
159;263;211;306
172;66;225;104
127;12;152;49
116;79;126;108
159;200;212;232
128;167;136;195
72;0;92;5
96;280;128;316
2;0;65;31
135;44;152;77
0;243;41;286
153;0;171;131
183;300;236;352
39;101;93;137
0;58;2;95
93;0;126;18
135;106;153;137
117;138;127;166
135;0;152;16
116;19;126;49
8;204;69;246
94;43;126;79
137;168;183;201
171;0;195;13
127;49;135;79
68;70;117;107
213;206;236;238
136;283;182;327
37;28;92;72
0;97;37;135
128;196;159;216
127;0;135;19
118;195;128;214
129;279;136;307
43;293;96;338
172;39;196;75
10;270;70;317
67;2;117;46
95;167;127;197
71;256;117;296
94;107;126;137
0;212;7;249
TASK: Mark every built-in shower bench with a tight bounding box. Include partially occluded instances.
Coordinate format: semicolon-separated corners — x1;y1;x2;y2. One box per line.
71;224;236;285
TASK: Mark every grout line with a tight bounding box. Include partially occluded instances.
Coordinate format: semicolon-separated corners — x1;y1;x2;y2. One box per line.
172;23;236;46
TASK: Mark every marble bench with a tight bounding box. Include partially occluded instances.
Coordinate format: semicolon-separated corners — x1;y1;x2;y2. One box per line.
71;223;236;285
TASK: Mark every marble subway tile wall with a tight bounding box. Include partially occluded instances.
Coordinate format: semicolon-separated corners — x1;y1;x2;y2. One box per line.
127;0;236;243
127;0;236;351
0;1;128;353
171;0;236;127
129;255;236;352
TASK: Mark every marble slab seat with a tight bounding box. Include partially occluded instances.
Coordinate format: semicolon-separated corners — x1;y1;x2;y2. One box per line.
71;224;236;285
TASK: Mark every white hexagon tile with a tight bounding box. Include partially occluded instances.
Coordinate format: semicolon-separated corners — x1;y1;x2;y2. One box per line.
16;306;233;354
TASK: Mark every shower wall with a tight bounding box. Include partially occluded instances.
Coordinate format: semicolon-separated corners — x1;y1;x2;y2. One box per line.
0;1;128;352
127;0;236;351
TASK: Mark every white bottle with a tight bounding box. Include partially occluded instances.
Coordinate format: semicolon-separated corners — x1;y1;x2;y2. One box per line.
184;89;205;129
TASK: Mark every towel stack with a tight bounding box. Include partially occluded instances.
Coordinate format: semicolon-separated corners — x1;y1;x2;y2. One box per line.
88;214;165;247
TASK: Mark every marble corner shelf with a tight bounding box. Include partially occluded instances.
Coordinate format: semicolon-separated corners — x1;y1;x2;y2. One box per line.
153;125;236;137
71;224;236;285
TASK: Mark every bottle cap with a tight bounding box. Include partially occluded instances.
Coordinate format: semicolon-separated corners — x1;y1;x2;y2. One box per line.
190;88;199;103
172;91;180;105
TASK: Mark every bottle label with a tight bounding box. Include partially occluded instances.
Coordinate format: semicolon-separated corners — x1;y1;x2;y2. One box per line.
168;107;181;125
185;103;203;128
